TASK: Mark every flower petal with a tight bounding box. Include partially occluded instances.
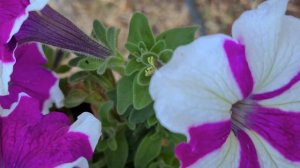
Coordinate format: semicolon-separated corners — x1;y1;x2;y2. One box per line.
70;112;102;151
16;5;110;59
232;0;300;94
176;123;240;168
254;73;300;112
56;157;89;168
0;94;101;167
247;130;300;167
0;43;64;113
175;120;235;167
223;39;253;98
235;130;260;168
150;35;244;135
0;0;48;43
246;105;300;166
0;42;16;95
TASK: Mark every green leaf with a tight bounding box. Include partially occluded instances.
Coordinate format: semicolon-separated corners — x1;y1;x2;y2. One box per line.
107;137;118;151
133;76;152;109
64;89;88;108
97;56;125;75
169;132;186;145
105;129;128;168
138;41;148;53
98;101;114;127
127;12;155;50
106;27;118;54
107;89;117;103
157;27;197;50
125;58;144;76
134;133;162;168
158;49;173;64
68;55;84;67
96;139;107;152
136;67;151;86
129;103;154;124
148;162;159;168
127;122;136;130
55;65;70;74
42;45;54;68
147;115;158;127
116;75;134;115
93;20;108;47
125;42;140;55
150;40;166;53
78;57;103;71
69;71;90;83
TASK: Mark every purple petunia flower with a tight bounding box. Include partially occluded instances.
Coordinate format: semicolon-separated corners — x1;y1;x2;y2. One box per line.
0;0;48;95
0;94;101;167
150;0;300;167
0;1;102;167
0;0;109;95
0;43;63;113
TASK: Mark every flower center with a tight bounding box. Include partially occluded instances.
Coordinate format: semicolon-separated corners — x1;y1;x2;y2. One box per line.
230;99;254;132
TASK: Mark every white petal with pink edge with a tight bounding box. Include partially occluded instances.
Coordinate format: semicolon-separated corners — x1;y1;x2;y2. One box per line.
258;81;300;112
232;0;300;94
56;157;89;168
247;130;300;168
189;132;240;168
150;34;243;135
0;61;14;95
70;112;102;151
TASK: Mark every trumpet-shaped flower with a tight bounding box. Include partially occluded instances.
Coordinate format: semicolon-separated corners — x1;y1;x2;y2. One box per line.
0;0;109;95
0;94;101;167
150;0;300;167
0;43;63;113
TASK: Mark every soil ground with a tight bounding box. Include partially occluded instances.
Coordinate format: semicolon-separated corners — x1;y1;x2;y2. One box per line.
49;0;300;50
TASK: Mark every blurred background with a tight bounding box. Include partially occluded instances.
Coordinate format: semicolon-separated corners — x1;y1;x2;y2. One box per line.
49;0;300;50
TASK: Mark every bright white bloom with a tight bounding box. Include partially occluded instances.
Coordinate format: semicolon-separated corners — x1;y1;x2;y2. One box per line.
150;0;300;167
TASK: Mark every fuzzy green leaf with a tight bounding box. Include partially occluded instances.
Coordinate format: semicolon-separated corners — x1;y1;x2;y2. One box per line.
42;45;54;68
125;42;140;55
157;27;197;50
68;55;84;67
107;137;118;151
97;56;125;75
55;65;70;74
105;129;128;168
99;101;114;127
64;89;88;108
93;20;108;47
106;27;119;54
158;49;173;64
134;133;162;168
147;115;158;127
69;71;89;83
129;103;154;124
117;75;134;115
125;58;144;76
136;67;151;86
133;76;152;109
78;58;103;71
150;40;166;53
127;13;155;50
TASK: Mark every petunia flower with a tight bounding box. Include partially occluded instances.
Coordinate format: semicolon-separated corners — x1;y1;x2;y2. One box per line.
0;0;48;95
0;94;101;167
150;0;300;167
0;43;63;113
0;0;110;95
